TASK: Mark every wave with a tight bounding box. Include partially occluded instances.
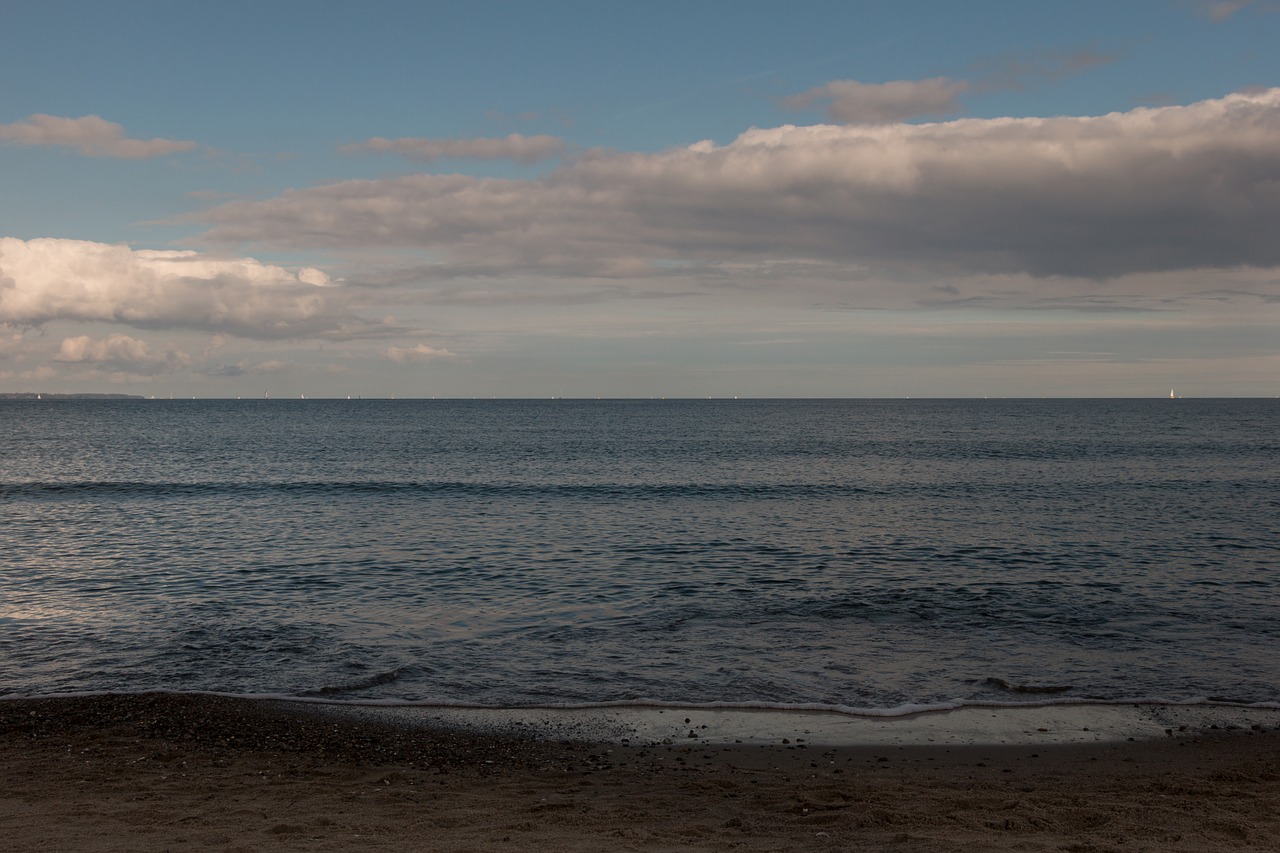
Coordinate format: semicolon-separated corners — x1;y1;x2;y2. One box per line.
3;687;1277;718
0;480;881;500
11;477;1268;502
296;669;403;697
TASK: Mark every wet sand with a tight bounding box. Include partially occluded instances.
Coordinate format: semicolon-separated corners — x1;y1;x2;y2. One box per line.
3;693;1279;851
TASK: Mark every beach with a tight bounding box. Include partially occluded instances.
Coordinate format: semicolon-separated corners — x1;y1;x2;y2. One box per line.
3;694;1279;851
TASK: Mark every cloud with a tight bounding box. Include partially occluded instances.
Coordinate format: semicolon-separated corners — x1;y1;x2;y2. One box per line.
0;364;55;384
1201;0;1257;21
385;343;459;363
0;114;197;159
782;78;969;124
0;237;385;339
484;109;544;125
55;333;188;375
340;133;566;163
198;89;1280;285
970;49;1117;91
205;359;291;377
784;55;1115;124
0;331;28;360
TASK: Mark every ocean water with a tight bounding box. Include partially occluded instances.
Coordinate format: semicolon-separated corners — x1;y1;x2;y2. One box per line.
1;398;1277;713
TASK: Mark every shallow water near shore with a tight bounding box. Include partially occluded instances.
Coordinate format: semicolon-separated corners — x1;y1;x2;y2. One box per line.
2;398;1277;709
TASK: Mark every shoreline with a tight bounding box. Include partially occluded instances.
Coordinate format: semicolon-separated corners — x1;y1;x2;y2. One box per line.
308;698;1280;747
3;693;1279;851
8;689;1280;747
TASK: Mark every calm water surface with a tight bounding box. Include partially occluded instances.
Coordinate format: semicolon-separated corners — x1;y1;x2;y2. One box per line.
1;399;1276;710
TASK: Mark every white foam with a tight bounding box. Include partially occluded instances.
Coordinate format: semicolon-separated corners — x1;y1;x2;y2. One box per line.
4;688;1277;716
6;689;1277;746
312;701;1280;747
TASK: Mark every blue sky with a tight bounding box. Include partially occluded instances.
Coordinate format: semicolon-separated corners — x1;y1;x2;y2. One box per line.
2;0;1278;397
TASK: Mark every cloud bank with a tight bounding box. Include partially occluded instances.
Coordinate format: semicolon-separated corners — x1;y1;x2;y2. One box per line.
0;238;378;339
0;114;197;159
341;133;566;163
201;90;1280;282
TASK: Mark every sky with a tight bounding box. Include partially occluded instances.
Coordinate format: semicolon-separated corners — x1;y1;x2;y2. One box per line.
1;0;1278;398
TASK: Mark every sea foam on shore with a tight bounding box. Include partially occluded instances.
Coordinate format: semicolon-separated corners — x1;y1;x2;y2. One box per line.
296;698;1280;747
9;689;1277;748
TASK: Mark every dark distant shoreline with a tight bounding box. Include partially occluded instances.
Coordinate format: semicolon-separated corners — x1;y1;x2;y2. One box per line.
0;393;145;400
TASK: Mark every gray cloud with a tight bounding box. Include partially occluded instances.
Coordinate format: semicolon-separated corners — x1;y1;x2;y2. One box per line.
1202;0;1257;21
0;114;197;159
205;359;291;377
340;133;566;163
0;238;387;339
200;89;1280;283
782;78;969;124
786;55;1114;126
969;49;1117;91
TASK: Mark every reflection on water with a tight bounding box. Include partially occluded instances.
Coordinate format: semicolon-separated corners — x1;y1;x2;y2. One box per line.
1;398;1277;707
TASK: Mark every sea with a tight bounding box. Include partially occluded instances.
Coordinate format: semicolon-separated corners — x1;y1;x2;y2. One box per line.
1;398;1277;715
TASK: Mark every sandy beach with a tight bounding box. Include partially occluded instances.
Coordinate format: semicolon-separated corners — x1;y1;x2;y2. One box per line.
3;694;1279;851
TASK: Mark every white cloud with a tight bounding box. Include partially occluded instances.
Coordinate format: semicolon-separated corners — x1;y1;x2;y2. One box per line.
55;333;188;375
0;238;385;339
341;133;566;163
0;114;197;159
385;343;459;363
205;358;292;377
782;78;969;124
200;89;1280;285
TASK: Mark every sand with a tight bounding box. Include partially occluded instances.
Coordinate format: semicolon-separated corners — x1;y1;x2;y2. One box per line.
3;693;1279;852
